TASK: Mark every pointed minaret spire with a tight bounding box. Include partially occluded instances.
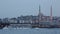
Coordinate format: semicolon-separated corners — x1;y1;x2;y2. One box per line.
50;5;53;23
38;5;43;16
38;5;42;22
39;5;41;16
39;5;40;14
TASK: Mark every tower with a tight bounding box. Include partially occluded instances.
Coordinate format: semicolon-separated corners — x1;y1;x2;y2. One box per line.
38;5;43;22
39;5;41;15
38;5;42;17
50;5;53;23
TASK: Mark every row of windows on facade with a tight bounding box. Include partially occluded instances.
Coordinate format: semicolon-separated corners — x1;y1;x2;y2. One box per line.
1;16;60;23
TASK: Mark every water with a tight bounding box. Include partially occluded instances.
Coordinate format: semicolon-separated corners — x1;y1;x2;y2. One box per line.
0;28;60;34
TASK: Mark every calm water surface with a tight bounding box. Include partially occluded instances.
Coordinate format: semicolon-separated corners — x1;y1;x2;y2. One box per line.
0;28;60;34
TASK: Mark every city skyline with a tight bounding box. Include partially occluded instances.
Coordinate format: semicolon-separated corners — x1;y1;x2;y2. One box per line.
0;0;60;18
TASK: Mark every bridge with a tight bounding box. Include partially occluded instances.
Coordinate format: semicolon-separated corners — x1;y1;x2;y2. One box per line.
0;22;60;29
0;23;39;29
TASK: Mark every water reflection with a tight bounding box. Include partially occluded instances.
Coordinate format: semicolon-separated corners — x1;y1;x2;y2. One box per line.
0;28;60;34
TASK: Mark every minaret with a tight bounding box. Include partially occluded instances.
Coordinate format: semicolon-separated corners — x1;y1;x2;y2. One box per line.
50;5;53;24
38;5;42;22
39;5;41;15
38;5;41;16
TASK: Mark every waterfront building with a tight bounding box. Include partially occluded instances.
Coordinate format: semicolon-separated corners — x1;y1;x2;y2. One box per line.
1;5;60;27
2;18;9;23
9;18;17;23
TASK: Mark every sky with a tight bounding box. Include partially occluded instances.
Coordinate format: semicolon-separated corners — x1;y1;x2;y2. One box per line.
0;0;60;18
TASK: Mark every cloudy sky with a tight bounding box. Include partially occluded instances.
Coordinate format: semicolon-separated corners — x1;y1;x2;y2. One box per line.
0;0;60;18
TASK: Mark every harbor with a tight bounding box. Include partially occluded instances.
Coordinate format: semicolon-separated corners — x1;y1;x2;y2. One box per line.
0;0;60;34
0;5;60;29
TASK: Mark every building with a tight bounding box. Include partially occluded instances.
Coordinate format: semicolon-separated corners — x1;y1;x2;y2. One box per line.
9;18;17;23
